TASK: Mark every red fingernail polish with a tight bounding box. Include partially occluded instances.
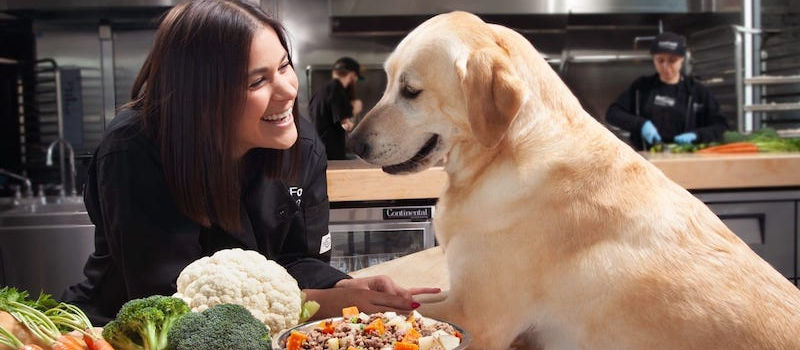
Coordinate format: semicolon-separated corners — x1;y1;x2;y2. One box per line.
411;302;420;309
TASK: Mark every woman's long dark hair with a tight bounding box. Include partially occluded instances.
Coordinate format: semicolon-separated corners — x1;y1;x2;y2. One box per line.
127;0;300;232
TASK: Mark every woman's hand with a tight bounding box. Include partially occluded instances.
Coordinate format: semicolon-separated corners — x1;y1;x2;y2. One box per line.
335;275;439;300
304;276;440;319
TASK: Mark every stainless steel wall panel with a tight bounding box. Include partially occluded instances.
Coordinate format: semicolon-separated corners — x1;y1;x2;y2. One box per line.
33;22;103;153
329;0;738;16
112;29;155;109
4;0;181;10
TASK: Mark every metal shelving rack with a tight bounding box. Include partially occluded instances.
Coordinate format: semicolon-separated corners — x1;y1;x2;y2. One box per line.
14;59;65;187
691;25;800;134
744;26;800;132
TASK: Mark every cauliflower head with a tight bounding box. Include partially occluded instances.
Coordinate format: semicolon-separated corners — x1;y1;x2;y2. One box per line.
174;248;301;335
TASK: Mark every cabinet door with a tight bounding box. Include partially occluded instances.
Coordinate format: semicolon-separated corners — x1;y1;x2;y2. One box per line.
706;201;795;279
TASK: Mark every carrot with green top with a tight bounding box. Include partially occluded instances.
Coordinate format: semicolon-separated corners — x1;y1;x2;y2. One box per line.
1;323;29;350
1;301;84;350
45;302;113;350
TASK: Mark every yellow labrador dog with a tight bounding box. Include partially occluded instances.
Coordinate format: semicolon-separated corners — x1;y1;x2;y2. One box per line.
348;11;800;350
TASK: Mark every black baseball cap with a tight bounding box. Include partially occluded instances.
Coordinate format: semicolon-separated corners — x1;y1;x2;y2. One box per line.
333;57;364;80
650;32;686;57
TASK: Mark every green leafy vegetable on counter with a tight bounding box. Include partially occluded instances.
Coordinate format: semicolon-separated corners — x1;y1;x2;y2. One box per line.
650;128;800;154
723;128;800;152
650;143;715;154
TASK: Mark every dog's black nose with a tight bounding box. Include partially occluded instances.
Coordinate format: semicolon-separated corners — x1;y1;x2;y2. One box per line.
348;137;370;159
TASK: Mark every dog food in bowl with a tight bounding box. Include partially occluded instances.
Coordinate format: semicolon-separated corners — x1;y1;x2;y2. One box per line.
275;306;469;350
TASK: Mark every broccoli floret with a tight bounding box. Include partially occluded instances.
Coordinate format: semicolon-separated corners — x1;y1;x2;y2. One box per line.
167;303;272;350
102;295;190;350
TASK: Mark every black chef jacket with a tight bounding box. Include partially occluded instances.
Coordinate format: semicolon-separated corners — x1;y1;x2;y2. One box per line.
309;79;352;160
62;109;348;325
605;73;729;150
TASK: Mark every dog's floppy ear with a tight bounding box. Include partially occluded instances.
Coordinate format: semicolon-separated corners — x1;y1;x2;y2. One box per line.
461;46;525;148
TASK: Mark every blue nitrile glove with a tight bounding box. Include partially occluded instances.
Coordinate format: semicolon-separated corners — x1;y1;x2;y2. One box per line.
640;120;662;145
674;132;697;145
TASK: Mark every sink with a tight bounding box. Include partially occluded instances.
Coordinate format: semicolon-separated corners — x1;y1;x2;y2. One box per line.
0;224;95;296
1;201;86;215
0;196;95;295
0;212;92;226
0;197;90;226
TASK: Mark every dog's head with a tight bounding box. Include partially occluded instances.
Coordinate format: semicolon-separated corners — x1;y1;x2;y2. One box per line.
348;11;528;174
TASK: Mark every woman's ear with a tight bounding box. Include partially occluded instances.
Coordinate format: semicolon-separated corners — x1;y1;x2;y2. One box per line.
461;46;525;148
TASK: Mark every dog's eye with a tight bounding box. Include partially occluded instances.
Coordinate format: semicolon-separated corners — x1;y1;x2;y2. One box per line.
401;85;422;99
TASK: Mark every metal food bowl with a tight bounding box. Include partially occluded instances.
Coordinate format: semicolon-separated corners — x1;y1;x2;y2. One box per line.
273;316;471;350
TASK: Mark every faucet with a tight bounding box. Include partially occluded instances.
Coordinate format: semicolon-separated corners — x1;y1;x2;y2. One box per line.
0;168;33;198
46;138;77;197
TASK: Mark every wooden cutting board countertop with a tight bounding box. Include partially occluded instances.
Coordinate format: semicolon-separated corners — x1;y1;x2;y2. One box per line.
327;153;800;202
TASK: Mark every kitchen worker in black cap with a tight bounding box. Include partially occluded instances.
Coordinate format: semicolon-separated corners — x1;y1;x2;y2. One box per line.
310;56;364;160
606;32;728;150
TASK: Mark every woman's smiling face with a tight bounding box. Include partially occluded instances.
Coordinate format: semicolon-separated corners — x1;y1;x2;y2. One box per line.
235;26;299;157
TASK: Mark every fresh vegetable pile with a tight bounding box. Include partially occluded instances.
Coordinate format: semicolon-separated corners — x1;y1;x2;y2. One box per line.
280;307;463;350
649;128;800;154
102;295;273;350
1;249;324;350
0;287;113;350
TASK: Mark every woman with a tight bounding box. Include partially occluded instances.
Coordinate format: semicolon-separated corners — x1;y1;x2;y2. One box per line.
62;0;436;325
606;32;728;150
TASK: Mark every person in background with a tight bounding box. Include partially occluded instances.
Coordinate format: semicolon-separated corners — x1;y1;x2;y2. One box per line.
62;0;436;325
309;57;364;160
606;32;728;151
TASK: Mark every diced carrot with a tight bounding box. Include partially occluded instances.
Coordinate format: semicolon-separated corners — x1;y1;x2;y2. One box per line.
401;328;421;343
394;342;419;350
342;306;360;318
286;331;308;350
317;320;335;334
364;318;385;335
454;330;463;340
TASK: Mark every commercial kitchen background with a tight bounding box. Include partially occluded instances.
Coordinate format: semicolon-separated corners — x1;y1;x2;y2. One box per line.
1;0;799;295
